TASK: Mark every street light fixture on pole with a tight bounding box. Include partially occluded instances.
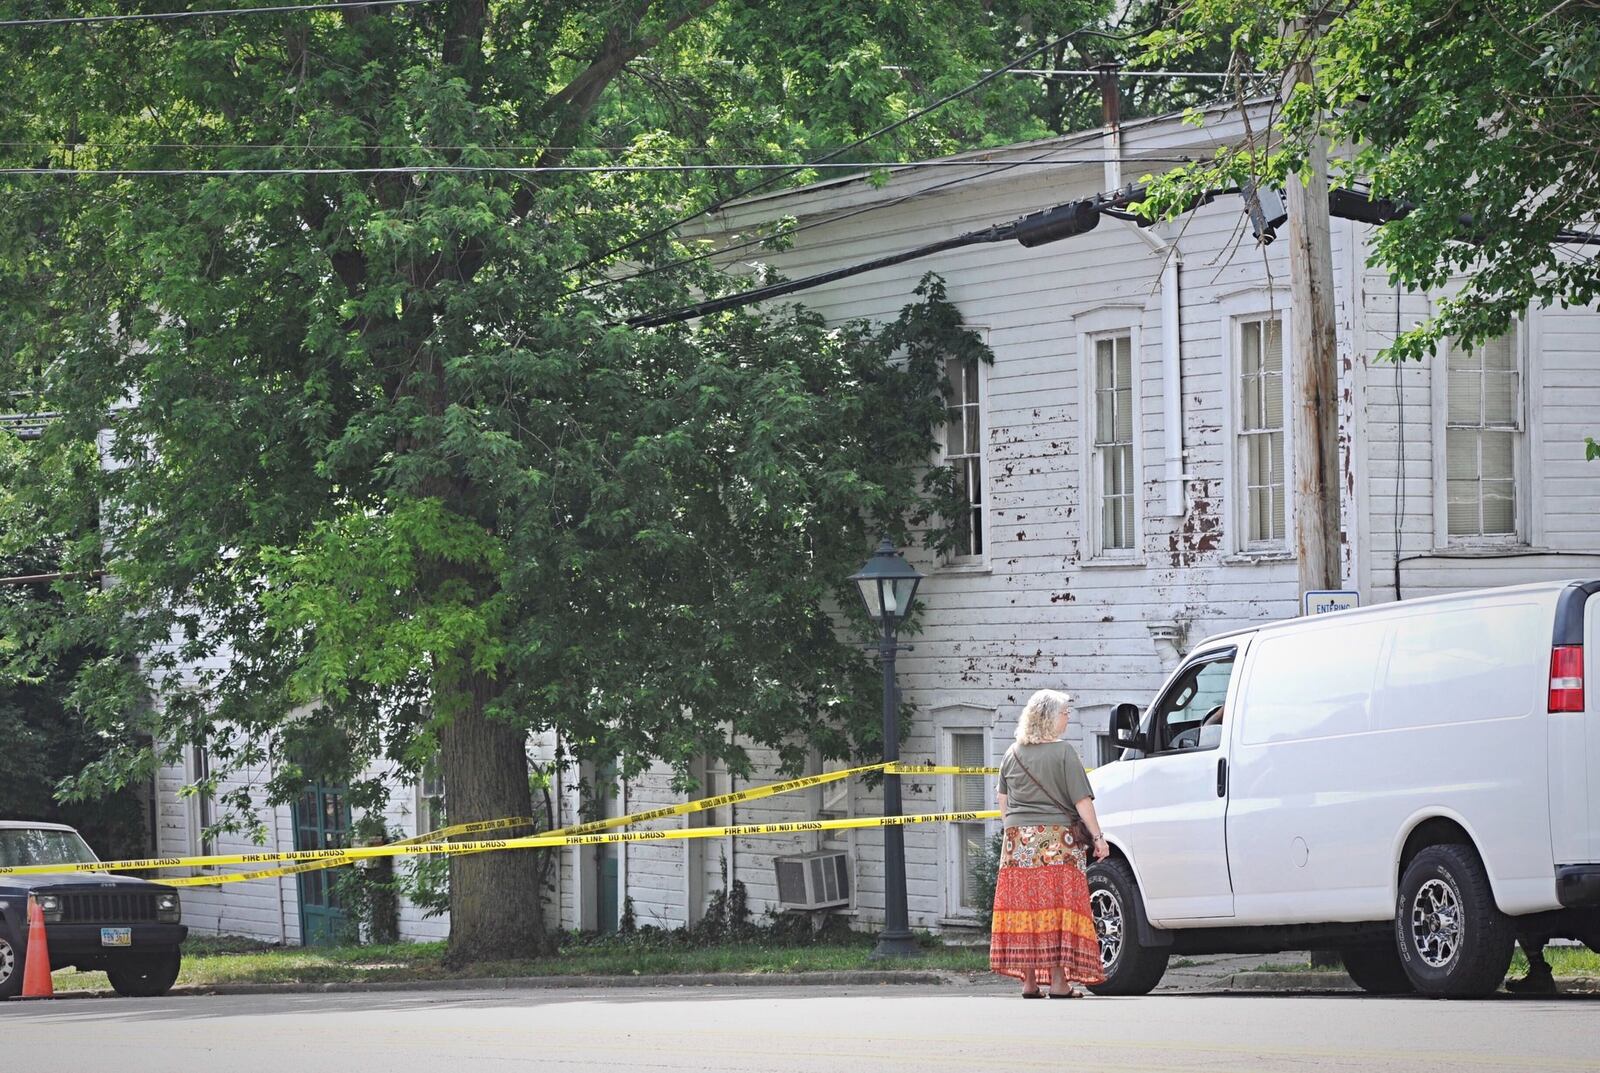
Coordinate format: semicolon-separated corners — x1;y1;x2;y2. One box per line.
849;537;924;959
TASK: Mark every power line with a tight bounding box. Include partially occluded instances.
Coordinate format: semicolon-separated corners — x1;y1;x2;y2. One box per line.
628;184;1600;329
564;25;1136;278
572;127;1155;298
0;139;1208;157
1;139;1059;154
0;0;439;28
882;65;1245;79
628;194;1130;329
0;157;1192;179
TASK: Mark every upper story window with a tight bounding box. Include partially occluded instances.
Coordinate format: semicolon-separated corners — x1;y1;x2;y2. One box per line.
1090;332;1138;555
944;355;986;561
1443;329;1522;541
417;759;446;836
1236;315;1287;549
190;744;216;860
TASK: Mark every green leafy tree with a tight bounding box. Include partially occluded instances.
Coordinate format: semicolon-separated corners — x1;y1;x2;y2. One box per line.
0;2;1029;963
0;447;146;859
1138;0;1600;405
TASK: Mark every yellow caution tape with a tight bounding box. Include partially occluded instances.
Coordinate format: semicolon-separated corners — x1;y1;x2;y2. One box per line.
73;762;1008;887
161;815;540;888
0;809;1004;878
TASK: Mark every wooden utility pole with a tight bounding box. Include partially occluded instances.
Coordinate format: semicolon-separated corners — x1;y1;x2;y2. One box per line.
1284;21;1342;596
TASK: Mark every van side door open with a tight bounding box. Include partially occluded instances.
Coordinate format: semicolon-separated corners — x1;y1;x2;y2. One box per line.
1128;647;1240;922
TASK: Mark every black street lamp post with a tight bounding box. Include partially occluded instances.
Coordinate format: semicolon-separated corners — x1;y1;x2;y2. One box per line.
850;537;924;959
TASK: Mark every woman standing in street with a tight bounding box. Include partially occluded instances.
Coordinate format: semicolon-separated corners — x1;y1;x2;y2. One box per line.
990;688;1109;998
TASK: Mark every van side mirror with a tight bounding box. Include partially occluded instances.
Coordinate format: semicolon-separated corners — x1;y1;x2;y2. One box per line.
1111;702;1143;749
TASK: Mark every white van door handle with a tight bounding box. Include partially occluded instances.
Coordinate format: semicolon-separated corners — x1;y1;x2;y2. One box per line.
1216;757;1227;798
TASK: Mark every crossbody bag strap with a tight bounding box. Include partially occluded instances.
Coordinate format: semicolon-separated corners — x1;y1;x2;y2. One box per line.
1010;750;1077;817
1009;748;1094;845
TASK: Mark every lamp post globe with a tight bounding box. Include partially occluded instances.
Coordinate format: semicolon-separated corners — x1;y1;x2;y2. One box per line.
849;538;923;958
849;538;923;630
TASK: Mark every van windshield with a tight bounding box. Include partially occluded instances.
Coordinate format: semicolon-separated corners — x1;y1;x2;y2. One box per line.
0;828;100;868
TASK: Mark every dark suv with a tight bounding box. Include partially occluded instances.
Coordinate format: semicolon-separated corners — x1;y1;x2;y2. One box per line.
0;821;187;998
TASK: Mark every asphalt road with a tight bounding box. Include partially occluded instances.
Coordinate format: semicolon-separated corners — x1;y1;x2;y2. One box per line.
7;984;1600;1072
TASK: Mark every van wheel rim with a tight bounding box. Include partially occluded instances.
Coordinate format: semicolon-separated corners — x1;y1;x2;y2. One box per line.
1091;887;1123;968
1409;878;1462;968
0;937;14;985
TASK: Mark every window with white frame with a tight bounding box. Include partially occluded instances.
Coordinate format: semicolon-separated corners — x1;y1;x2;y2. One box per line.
944;355;985;560
814;758;855;876
1236;315;1288;548
190;744;216;860
1092;732;1120;768
948;730;990;912
1090;333;1138;555
416;758;446;836
1444;329;1522;540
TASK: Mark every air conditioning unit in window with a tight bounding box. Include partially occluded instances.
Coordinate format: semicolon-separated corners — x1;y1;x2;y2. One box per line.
773;850;851;910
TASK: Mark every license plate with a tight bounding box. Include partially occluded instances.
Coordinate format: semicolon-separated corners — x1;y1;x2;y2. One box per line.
100;927;132;947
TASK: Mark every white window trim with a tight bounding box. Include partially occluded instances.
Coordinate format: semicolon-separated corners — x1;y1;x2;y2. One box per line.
1075;309;1146;564
1430;315;1541;549
930;703;1001;920
415;766;445;838
184;744;216;869
938;328;992;572
1218;291;1296;558
807;751;858;910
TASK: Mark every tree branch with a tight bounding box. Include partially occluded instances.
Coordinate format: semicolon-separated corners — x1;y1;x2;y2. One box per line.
443;0;488;71
533;0;719;171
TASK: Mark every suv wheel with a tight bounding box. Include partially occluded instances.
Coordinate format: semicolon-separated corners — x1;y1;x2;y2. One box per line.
0;933;19;999
1339;944;1414;995
1395;843;1514;998
1086;858;1169;996
107;949;181;998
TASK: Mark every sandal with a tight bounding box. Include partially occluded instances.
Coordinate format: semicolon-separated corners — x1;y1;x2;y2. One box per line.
1047;987;1084;999
1021;989;1046;999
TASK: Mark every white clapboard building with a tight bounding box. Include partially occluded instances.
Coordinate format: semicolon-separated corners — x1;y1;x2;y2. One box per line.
147;98;1600;944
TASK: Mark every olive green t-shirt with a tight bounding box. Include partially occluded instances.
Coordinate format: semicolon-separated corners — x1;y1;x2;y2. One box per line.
999;740;1094;828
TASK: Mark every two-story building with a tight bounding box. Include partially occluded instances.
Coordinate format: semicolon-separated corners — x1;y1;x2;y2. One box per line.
147;98;1600;944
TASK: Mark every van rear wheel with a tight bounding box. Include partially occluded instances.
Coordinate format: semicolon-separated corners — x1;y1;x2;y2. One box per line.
1339;944;1414;995
1086;859;1169;996
1395;844;1514;998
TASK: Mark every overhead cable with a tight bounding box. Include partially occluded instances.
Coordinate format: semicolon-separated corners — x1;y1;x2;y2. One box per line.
629;185;1598;330
881;65;1244;79
0;157;1193;179
571;129;1161;298
627;196;1117;329
563;26;1136;277
0;0;439;28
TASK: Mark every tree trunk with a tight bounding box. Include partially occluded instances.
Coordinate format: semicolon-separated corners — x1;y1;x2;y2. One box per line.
437;670;552;965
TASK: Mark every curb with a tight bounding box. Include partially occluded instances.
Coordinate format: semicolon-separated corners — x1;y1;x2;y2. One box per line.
1224;971;1357;991
46;969;965;1001
1222;971;1600;995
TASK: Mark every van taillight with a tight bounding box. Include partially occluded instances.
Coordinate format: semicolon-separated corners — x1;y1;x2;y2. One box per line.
1550;646;1585;713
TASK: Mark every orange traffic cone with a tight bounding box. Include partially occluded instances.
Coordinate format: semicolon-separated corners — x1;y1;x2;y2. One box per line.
21;895;53;999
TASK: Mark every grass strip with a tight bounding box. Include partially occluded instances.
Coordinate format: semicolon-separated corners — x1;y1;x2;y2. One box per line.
50;934;991;992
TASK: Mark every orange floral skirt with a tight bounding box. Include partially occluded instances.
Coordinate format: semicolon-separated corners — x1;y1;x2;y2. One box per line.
989;824;1105;986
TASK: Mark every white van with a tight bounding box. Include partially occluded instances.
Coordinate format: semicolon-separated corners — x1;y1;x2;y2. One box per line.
1088;579;1600;998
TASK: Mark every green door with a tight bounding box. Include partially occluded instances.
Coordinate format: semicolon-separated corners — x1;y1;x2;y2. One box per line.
593;765;619;934
293;781;352;946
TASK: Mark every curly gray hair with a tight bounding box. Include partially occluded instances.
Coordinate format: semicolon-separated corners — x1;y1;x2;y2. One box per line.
1014;688;1072;745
